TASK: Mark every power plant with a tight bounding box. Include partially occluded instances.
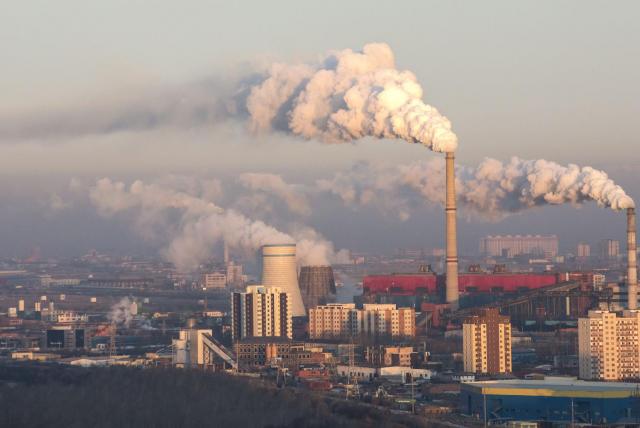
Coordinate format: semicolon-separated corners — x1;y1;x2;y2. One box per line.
445;152;459;309
298;266;336;309
261;244;306;316
628;207;638;310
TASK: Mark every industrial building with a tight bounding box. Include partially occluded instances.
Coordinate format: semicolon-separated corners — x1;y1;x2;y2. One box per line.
363;270;559;297
298;265;336;310
231;285;292;340
364;346;416;367
202;272;226;289
462;308;512;374
261;244;306;316
461;378;640;425
235;338;325;369
45;326;89;350
172;326;236;370
578;309;640;381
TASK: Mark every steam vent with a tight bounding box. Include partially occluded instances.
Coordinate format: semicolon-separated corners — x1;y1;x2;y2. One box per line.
298;266;336;310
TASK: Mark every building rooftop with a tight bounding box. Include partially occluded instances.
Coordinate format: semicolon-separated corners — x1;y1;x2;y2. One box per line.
463;377;640;398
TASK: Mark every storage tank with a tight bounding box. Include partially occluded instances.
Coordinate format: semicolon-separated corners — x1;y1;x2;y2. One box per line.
261;244;305;316
299;266;336;309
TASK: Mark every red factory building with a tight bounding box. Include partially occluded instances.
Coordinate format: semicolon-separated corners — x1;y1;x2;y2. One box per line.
363;271;559;297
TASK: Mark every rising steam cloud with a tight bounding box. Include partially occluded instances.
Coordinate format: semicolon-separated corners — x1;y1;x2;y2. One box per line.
1;43;457;153
238;173;310;216
318;157;635;220
108;297;138;327
89;178;349;271
245;43;457;152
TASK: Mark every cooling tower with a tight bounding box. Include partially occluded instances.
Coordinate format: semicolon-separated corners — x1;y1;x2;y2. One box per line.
261;244;306;316
445;152;460;309
299;265;336;310
628;208;638;310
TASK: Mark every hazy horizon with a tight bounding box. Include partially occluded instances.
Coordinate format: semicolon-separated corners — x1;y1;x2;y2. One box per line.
1;1;638;262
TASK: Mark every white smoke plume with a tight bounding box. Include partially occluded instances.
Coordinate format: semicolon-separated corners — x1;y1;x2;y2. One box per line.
245;43;458;152
318;157;635;220
1;43;457;153
238;173;310;216
108;297;138;327
89;178;348;271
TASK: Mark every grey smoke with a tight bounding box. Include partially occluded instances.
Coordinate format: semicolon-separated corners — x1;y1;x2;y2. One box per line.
317;157;635;220
0;43;457;152
89;177;349;271
108;297;138;327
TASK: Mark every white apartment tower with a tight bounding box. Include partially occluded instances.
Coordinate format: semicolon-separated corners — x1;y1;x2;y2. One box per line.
231;285;292;341
578;310;640;380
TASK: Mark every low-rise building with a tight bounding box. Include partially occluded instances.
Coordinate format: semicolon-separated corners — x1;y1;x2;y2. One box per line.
365;346;416;367
461;377;640;425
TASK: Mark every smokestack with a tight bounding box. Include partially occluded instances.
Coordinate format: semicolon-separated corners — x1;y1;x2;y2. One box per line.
628;208;638;310
223;241;229;264
445;152;459;309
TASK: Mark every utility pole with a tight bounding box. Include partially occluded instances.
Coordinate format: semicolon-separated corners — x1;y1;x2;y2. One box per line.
483;391;487;428
570;398;575;428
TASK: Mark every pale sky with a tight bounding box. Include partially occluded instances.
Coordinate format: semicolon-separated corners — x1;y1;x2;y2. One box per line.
0;1;638;259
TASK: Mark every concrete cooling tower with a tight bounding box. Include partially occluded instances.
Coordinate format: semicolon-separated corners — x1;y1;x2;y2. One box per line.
299;266;336;310
261;244;306;316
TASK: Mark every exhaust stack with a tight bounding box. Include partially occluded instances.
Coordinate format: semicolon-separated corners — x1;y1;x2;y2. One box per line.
445;152;459;309
628;208;638;310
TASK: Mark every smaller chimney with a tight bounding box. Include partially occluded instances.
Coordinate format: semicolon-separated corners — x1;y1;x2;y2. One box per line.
628;208;638;310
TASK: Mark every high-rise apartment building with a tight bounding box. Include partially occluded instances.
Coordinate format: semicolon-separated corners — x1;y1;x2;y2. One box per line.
308;303;415;339
598;239;620;260
361;304;415;338
231;286;292;341
308;303;360;339
479;235;558;258
578;310;640;380
462;308;512;374
577;242;591;258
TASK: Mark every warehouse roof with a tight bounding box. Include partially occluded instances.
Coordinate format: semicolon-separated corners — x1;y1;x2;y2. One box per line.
462;377;640;398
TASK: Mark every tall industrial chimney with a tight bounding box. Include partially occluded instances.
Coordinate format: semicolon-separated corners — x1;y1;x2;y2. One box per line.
445;152;459;309
628;208;638;310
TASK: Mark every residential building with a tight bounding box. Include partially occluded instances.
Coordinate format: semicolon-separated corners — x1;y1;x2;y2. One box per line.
361;304;415;338
231;286;292;341
462;308;512;374
577;242;591;258
598;239;620;260
308;303;360;339
308;303;415;339
479;235;558;258
578;309;640;380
